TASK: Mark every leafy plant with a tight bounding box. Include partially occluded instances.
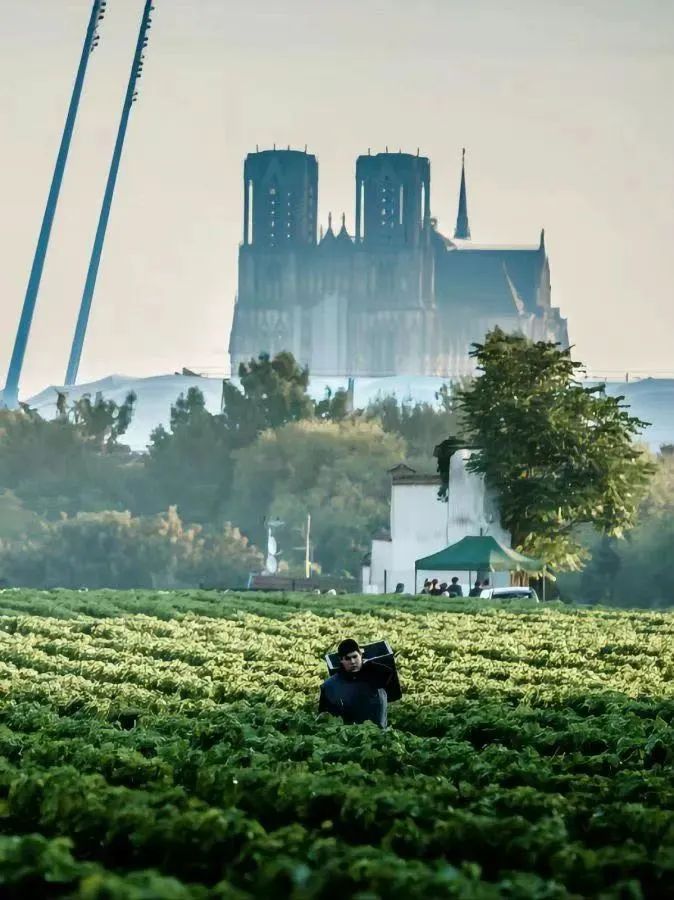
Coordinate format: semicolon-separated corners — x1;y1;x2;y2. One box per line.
445;329;654;570
1;591;674;895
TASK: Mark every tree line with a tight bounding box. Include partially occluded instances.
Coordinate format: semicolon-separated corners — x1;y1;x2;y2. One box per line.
0;334;667;603
0;352;459;588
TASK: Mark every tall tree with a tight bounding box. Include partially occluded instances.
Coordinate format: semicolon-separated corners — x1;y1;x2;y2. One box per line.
69;391;137;450
229;419;404;576
441;328;653;571
0;407;137;518
0;506;262;590
560;449;674;606
365;383;462;468
145;388;235;524
221;352;315;445
145;354;346;525
315;386;350;422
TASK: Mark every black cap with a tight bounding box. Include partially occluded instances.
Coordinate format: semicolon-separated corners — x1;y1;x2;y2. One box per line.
337;638;360;657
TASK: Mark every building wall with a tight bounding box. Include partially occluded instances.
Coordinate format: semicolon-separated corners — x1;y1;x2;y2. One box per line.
366;452;512;594
369;539;393;592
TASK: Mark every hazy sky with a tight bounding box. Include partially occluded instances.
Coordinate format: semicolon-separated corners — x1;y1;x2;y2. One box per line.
1;0;673;397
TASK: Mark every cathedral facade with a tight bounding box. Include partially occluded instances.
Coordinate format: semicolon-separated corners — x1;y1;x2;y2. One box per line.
228;148;568;377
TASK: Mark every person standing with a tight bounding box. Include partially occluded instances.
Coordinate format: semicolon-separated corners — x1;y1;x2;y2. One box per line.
318;638;399;728
448;577;463;597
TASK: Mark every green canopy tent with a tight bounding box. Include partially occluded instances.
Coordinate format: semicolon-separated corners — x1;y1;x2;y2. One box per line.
414;535;544;596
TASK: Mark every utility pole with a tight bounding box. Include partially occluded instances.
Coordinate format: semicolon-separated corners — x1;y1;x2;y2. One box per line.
2;0;107;409
65;0;157;387
305;513;312;579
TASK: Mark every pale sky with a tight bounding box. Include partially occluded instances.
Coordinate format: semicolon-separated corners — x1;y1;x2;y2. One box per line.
1;0;673;397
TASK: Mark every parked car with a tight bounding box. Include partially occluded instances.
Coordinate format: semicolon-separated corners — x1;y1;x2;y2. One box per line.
479;587;540;603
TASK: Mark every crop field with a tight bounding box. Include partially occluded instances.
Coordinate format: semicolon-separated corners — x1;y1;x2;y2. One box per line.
1;591;674;899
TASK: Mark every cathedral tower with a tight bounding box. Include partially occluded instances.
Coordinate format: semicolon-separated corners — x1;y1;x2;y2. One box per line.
354;151;430;248
243;148;318;249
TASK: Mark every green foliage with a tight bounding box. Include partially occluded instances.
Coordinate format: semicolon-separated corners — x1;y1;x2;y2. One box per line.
453;329;654;571
0;408;138;519
66;390;137;451
0;353;466;582
578;534;622;603
315;386;350;422
175;522;265;589
0;490;42;542
639;446;674;519
0;833;211;898
229;420;405;575
560;451;674;606
0;355;375;581
2;592;674;895
0;508;262;590
145;389;236;525
364;383;461;469
221;352;315;445
146;354;347;527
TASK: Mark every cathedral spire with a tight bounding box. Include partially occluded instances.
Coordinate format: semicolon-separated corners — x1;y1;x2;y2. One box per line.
320;212;336;247
454;148;471;240
336;211;351;246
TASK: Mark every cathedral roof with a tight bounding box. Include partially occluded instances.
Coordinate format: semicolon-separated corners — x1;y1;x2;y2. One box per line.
434;241;543;316
433;228;545;314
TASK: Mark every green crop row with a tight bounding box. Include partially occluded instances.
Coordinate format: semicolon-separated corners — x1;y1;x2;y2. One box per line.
0;590;674;897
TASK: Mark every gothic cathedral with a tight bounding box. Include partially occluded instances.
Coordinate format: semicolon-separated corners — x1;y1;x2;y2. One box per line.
229;148;568;377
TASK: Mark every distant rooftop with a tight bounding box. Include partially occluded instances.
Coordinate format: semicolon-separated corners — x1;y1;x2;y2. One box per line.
450;240;541;252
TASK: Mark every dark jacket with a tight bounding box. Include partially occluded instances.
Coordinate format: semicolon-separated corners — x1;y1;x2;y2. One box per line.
318;661;396;728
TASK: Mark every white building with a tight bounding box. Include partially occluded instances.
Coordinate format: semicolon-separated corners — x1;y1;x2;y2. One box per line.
363;451;511;594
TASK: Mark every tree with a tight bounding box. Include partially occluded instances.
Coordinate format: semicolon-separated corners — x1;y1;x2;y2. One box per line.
0;490;42;541
0;407;138;519
229;419;405;576
579;534;622;604
145;388;235;524
176;522;263;588
559;449;674;606
0;507;262;590
221;352;315;445
442;329;654;571
364;383;462;468
145;354;345;525
68;391;137;450
315;386;351;422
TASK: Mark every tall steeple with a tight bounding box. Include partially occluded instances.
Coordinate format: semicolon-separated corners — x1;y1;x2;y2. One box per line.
454;148;471;240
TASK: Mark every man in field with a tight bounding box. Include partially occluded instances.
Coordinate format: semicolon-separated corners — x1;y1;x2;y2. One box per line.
318;638;396;729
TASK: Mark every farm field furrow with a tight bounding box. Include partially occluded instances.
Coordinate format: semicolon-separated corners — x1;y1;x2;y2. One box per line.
1;589;674;898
